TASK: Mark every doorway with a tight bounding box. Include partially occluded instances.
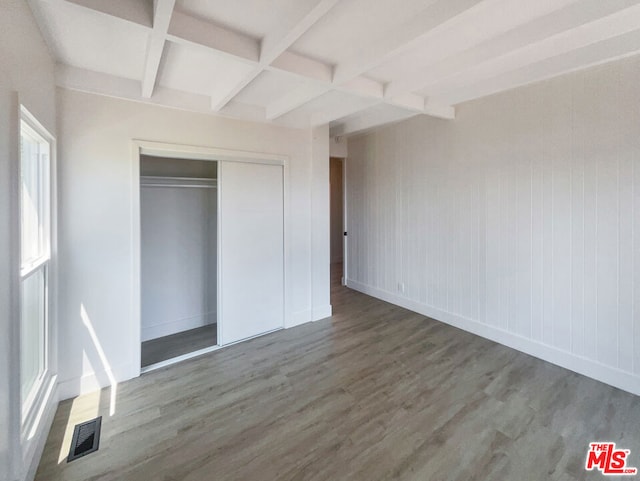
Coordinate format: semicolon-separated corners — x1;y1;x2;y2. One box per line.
139;155;218;368
330;157;345;288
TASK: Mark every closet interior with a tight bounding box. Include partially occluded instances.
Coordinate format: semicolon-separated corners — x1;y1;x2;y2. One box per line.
140;155;218;368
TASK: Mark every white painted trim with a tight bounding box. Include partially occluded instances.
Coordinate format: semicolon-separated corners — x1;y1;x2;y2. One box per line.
220;327;284;349
282;146;292;330
216;161;222;352
289;309;312;328
7;93;21;481
57;363;131;401
130;141;142;380
342;156;348;286
141;0;175;98
140;345;222;374
346;279;640;397
312;305;332;321
136;140;286;165
18;105;56;425
17;102;59;481
23;381;57;481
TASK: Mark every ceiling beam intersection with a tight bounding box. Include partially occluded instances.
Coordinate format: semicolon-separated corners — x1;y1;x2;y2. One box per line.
211;0;341;111
141;0;176;98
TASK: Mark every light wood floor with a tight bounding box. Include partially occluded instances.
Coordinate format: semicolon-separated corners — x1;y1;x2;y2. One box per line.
36;264;640;480
141;323;217;367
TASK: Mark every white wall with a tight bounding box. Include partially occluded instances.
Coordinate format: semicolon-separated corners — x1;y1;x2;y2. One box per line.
330;135;347;158
141;184;217;341
346;54;640;396
311;125;332;320
56;88;331;398
0;2;58;481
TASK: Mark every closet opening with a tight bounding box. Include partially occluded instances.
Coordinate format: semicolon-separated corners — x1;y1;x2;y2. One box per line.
139;155;219;369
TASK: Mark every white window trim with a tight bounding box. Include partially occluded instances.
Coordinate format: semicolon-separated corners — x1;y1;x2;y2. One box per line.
19;105;57;438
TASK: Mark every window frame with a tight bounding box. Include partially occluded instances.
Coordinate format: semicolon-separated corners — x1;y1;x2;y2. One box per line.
18;106;54;428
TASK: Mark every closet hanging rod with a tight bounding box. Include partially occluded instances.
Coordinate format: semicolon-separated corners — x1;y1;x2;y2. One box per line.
140;176;217;189
141;184;218;189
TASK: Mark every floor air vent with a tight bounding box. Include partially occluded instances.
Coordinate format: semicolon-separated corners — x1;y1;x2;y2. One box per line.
67;416;102;462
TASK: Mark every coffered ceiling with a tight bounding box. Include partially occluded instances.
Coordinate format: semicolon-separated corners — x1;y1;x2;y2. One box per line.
29;0;640;135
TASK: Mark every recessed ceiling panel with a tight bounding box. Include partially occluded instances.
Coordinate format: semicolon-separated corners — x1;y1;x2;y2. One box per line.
277;90;379;126
296;90;378;117
175;0;319;39
38;1;149;81
233;70;309;107
158;41;255;97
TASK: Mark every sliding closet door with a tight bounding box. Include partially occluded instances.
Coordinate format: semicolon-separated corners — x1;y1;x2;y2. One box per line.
219;161;284;345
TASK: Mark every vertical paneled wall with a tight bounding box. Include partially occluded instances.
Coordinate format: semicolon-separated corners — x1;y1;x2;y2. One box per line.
346;55;640;394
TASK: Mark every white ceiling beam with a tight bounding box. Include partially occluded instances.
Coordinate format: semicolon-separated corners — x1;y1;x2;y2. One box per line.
59;0;153;28
424;3;640;101
57;64;145;101
210;66;263;111
329;108;419;137
387;92;425;112
260;0;341;65
379;92;455;119
309;99;379;126
141;0;175;98
339;77;384;100
436;28;640;106
333;0;488;84
167;10;260;64
268;51;333;84
385;0;640;98
424;99;456;119
211;0;341;112
265;71;455;121
266;84;332;120
212;51;333;112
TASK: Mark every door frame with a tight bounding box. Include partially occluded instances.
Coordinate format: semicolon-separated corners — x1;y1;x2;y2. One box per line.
342;156;348;285
130;140;288;377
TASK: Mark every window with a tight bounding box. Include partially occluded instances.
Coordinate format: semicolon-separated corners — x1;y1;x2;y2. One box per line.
19;113;51;419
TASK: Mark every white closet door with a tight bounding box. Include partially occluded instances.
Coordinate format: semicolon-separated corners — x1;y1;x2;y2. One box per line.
219;161;284;345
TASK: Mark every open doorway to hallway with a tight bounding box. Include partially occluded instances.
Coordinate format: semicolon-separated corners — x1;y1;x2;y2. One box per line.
330;157;345;294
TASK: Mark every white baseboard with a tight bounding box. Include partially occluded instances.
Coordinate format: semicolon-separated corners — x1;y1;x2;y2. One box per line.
288;309;311;328
142;312;216;341
312;305;332;321
346;279;640;397
288;305;332;327
57;363;133;401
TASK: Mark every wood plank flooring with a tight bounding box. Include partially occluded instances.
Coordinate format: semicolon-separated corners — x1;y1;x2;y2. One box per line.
36;265;640;480
141;323;217;367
